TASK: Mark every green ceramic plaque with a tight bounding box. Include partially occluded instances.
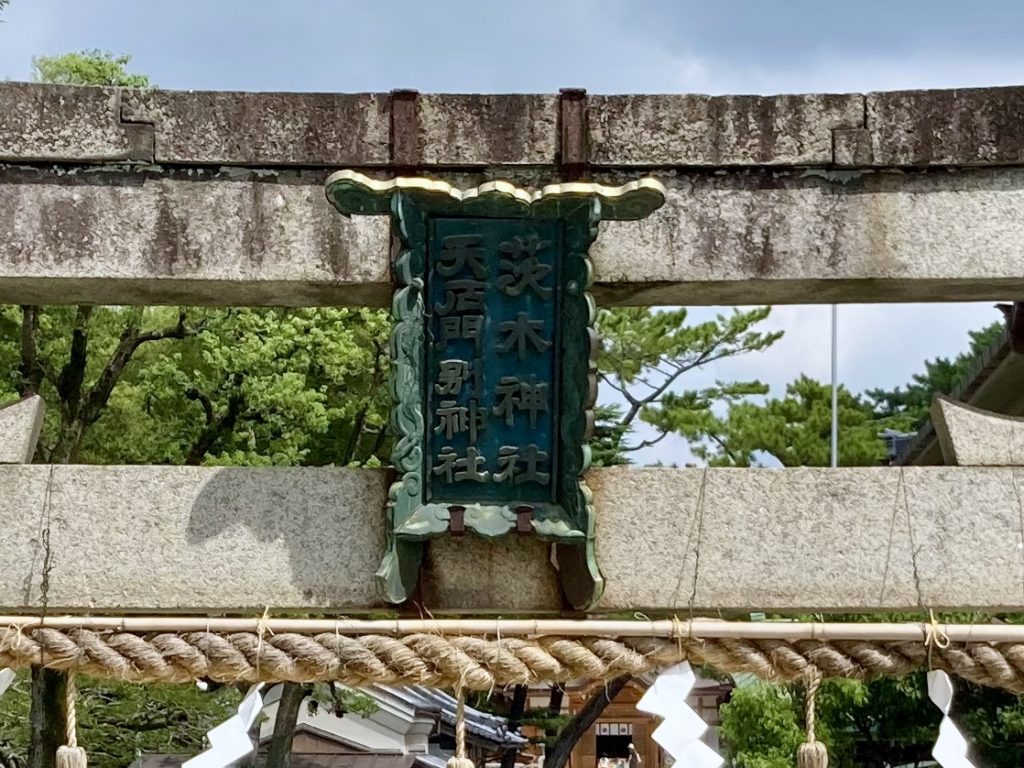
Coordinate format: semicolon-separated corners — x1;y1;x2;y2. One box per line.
325;172;665;610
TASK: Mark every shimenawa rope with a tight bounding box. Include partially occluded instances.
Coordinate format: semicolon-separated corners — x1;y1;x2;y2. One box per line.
5;628;1024;693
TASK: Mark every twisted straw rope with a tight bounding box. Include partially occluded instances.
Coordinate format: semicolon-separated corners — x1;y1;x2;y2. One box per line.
4;628;1024;692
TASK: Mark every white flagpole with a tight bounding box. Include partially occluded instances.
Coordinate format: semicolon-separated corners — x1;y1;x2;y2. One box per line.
830;304;838;468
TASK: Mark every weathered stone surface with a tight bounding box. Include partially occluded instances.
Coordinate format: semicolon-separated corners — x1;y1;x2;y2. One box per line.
0;83;150;162
589;168;1024;305
8;82;1024;169
832;128;873;167
121;90;390;166
417;94;558;165
0;466;52;606
6;165;1024;307
588;93;864;166
0;167;390;307
0;466;561;613
2;465;1024;614
591;466;1024;612
0;396;44;464
868;86;1024;166
932;396;1024;466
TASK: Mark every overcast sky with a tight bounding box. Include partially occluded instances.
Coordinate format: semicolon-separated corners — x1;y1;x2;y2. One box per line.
1;0;1016;464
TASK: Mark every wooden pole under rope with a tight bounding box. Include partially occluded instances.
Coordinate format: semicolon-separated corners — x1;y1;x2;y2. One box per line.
28;669;67;768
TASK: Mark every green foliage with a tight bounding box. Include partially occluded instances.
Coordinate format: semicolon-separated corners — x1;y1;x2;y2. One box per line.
307;684;379;720
594;306;781;464
0;671;240;768
32;50;150;87
719;683;804;768
0;306;391;466
693;375;908;467
867;321;1004;426
720;675;1024;768
88;307;389;467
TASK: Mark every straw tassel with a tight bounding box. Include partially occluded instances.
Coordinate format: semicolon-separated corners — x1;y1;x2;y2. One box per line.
55;673;87;768
797;671;827;768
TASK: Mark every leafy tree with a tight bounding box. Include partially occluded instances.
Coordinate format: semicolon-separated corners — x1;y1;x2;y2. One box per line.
719;682;805;768
721;673;1024;768
31;51;150;88
867;320;1003;425
691;375;906;467
594;306;781;465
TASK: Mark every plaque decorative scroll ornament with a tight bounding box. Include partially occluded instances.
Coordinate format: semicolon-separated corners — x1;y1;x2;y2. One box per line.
325;171;665;610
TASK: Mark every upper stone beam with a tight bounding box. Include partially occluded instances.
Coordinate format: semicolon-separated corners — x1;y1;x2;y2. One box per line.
6;82;1024;168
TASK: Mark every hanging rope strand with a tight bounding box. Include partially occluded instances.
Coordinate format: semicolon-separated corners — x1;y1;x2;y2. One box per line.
797;670;828;768
55;672;87;768
447;686;474;768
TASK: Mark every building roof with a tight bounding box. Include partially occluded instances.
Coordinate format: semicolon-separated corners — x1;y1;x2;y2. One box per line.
384;686;527;748
898;324;1024;465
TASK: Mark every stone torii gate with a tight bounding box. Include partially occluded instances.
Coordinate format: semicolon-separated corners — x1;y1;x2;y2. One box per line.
2;82;1024;618
5;81;1024;768
2;81;1024;618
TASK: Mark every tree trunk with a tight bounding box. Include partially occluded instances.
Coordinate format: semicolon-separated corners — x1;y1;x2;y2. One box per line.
28;669;67;768
500;685;529;768
545;677;630;768
265;683;306;768
48;419;84;465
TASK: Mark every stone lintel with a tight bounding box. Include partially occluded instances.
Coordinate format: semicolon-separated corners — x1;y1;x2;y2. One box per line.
5;82;1024;168
2;465;1022;614
867;85;1024;167
3;166;1024;307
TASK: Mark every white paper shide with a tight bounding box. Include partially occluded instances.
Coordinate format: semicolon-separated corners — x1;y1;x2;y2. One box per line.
636;662;723;768
927;670;976;768
183;683;266;768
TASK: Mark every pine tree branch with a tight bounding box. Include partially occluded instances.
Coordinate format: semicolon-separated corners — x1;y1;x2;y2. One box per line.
598;372;641;407
621;430;669;452
707;431;743;466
